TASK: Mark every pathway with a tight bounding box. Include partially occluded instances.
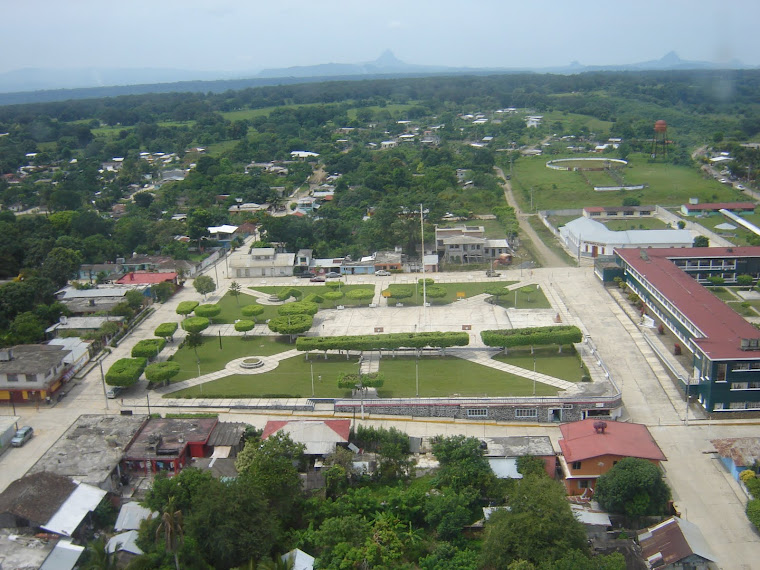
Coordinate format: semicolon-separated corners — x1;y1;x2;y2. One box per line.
494;166;568;268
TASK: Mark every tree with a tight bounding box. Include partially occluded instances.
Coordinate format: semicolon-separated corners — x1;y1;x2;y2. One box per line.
105;357;147;387
737;274;754;290
81;536;116;570
346;288;375;304
181;316;210;334
235;319;255;337
484;285;511;303
267;314;313;340
622;197;640;207
145;361;181;386
41;247;83;288
153;281;174;303
184;332;204;363
131;338;167;359
229;281;242;306
155;322;179;342
125;289;145;310
479;476;588;568
156;496;184;570
594;457;671;518
194;303;221;323
516;455;548;478
193;275;216;300
176;300;199;318
9;311;45;344
693;235;710;247
431;435;497;495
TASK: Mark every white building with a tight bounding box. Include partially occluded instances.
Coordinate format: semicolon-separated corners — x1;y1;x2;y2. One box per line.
228;247;295;278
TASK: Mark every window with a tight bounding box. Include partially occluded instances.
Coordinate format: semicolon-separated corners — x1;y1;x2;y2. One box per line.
579;480;589;489
730;401;746;410
515;408;538;418
466;408;487;418
717;363;727;382
7;373;18;382
732;382;749;390
25;374;36;382
714;402;725;411
572;461;582;470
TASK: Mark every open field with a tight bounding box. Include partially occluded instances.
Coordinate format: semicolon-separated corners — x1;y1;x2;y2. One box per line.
682;210;760;246
509;152;746;212
169;354;560;398
220;102;417;123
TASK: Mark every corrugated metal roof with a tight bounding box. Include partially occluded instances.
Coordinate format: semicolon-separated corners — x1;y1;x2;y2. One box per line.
42;483;106;536
40;540;84;570
115;502;156;532
638;517;716;565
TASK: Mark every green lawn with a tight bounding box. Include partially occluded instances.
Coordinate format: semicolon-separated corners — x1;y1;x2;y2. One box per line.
169;354;560;398
685;211;760;247
508;152;746;212
525;217;576;266
491;284;552;310
383;281;518;306
603;218;670;231
492;345;588;382
710;287;739;302
249;284;376;308
168;335;294;382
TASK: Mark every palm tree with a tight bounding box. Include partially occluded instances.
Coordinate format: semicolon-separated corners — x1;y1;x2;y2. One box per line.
156;496;184;570
82;536;116;570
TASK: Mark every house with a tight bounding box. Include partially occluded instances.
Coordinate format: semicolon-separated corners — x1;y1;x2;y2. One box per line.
45;315;124;339
435;225;486;248
560;217;692;258
262;419;350;457
114;501;156;532
228;247;295;278
0;472;106;538
615;247;760;412
0;344;71;403
341;255;376;275
557;419;666;495
583;206;655;219
56;286;138;315
290;151;319;160
680;201;755;216
207;224;239;242
526;115;543;128
638;517;716;569
39;539;86;570
423;253;440;273
380;140;397;149
481;436;557;479
441;235;486;264
47;337;92;375
296;249;313;270
282;548;315;570
120;254;196;275
374;250;403;272
228;202;268;214
77;262;124;282
30;414;149;493
312;257;345;274
711;437;760;480
116;272;178;286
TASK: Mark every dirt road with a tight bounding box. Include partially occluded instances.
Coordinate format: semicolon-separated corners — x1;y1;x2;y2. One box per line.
495;166;568;268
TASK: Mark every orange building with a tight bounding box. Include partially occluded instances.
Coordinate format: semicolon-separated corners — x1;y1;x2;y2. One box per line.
558;419;666;495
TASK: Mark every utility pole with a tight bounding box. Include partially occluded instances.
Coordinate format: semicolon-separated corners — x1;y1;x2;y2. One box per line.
310;361;315;397
420;204;427;329
99;360;109;410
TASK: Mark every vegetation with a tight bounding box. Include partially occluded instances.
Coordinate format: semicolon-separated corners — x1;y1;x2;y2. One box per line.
481;326;583;349
296;331;470;352
131;338;167;359
105;357;147;387
154;322;178;341
145;361;181;385
594;457;672;519
176;301;199;318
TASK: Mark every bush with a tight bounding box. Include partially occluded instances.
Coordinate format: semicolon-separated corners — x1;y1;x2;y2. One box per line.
154;322;178;339
745;476;760;498
105;357;147;387
241;304;264;318
481;326;583;348
302;293;324;304
194;304;222;321
747;499;760;529
145;361;180;385
278;301;319;316
297;331;469;352
740;469;757;483
176;301;199;317
131;338;167;358
323;291;344;301
182;316;210;334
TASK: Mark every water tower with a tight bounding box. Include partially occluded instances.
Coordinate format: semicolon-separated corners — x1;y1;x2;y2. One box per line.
652;120;668;158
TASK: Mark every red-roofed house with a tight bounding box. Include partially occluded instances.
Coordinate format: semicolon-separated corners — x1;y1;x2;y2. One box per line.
615;247;760;413
262;419;350;457
558;419;666;495
115;272;178;285
583;205;655;219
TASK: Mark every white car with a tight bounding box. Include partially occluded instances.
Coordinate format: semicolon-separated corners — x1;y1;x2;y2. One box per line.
375;270;391;276
737;184;746;190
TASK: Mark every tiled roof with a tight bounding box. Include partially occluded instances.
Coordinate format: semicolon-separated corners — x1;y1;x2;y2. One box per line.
558;419;666;462
0;472;76;526
115;272;177;285
683;202;755;211
617;247;760;359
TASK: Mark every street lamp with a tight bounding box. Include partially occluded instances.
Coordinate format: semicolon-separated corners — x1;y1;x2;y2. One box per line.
310;361;315;397
532;355;537;397
415;351;419;397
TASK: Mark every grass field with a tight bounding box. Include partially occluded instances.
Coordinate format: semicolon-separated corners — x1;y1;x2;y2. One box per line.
685;210;760;246
509;152;746;212
492;345;588;382
249;284;376;308
491;284;552;310
168;335;294;382
602;218;670;231
168;354;560;398
525;217;577;266
220;102;417;123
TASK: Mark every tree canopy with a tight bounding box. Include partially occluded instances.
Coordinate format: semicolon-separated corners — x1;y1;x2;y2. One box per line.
594;457;671;518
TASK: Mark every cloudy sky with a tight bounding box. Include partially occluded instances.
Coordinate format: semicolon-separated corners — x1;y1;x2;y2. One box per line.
1;0;758;74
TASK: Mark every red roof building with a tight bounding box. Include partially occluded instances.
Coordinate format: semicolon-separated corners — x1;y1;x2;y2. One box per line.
115;272;178;285
681;201;756;216
262;419;350;456
558;419;666;495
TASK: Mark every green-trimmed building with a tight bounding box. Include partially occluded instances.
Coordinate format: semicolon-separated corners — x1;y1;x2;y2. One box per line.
615;247;760;413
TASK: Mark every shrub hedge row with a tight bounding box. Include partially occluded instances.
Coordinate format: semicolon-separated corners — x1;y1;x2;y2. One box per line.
296;331;470;352
481;325;583;348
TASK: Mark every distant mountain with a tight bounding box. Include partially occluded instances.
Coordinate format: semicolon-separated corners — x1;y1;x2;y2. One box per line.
0;51;754;105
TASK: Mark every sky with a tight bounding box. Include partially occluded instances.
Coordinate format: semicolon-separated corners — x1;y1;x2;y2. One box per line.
1;0;759;75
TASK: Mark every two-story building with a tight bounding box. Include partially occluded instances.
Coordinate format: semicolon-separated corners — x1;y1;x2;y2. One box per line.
558;419;666;495
228;247;295;278
0;345;71;403
616;247;760;412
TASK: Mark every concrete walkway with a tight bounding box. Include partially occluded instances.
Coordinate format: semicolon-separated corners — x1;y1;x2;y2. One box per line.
454;348;576;390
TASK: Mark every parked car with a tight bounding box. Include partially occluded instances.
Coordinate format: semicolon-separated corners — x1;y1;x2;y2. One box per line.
310;276;326;282
486;269;501;277
298;272;315;279
11;426;33;447
737;184;747;190
375;270;391;276
325;271;341;278
106;386;125;399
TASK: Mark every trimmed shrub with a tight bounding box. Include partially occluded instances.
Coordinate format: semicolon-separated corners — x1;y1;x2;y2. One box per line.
234;320;255;337
194;304;222;321
131;338;166;359
176;301;199;317
302;293;324;304
278;301;319;316
481;326;583;348
241;304;265;318
323;291;344;301
145;361;180;385
154;322;178;340
297;331;469;352
268;314;313;336
105;357;147;387
182;316;210;334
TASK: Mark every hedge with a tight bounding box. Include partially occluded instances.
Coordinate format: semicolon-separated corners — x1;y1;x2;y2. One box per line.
182;316;210;334
268;314;313;335
302;293;324;304
385;286;413;300
131;338;167;358
337;372;384;389
154;322;178;339
296;331;470;352
241;304;265;318
747;499;760;530
277;288;302;301
345;288;375;301
145;361;181;384
481;325;583;348
323;291;344;301
105;357;147;387
194;304;222;320
278;301;319;316
176;301;199;316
